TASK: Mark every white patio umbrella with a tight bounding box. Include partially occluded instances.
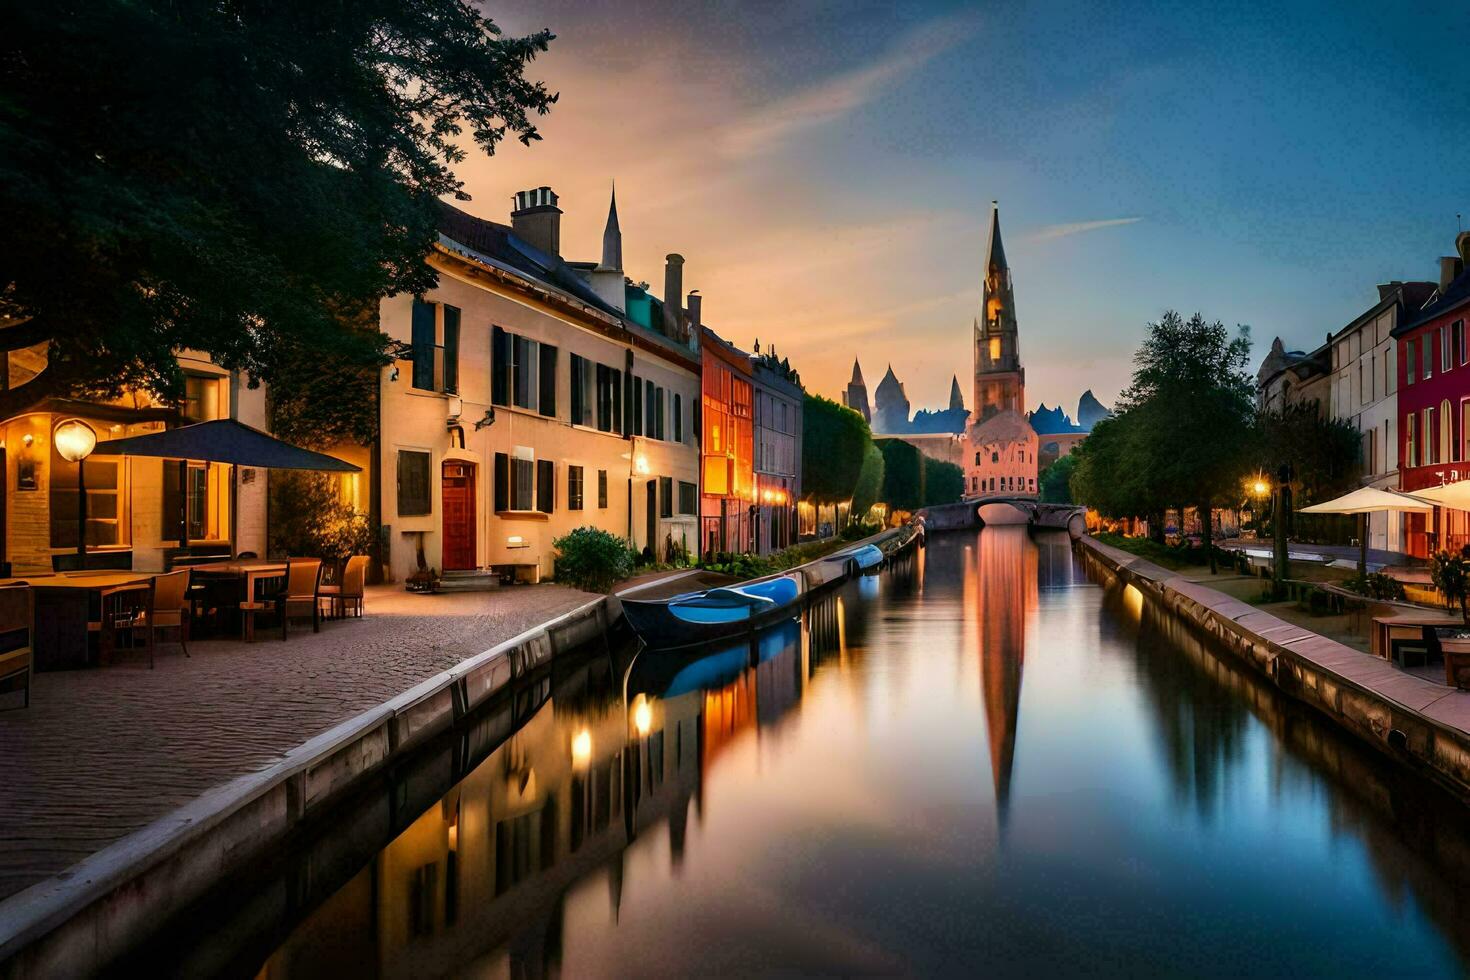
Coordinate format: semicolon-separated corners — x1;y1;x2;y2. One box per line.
1403;481;1470;511
1299;486;1434;578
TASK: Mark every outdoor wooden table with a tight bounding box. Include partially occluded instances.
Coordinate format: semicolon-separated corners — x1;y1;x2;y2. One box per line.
1439;635;1470;688
1371;611;1464;660
0;571;155;671
187;560;289;637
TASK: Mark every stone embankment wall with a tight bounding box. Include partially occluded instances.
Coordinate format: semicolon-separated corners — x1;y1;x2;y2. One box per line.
1078;535;1470;803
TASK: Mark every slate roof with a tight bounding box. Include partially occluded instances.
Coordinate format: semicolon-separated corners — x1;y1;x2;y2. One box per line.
1398;269;1470;334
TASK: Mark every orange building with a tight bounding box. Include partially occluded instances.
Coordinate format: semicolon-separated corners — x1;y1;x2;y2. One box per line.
700;328;755;554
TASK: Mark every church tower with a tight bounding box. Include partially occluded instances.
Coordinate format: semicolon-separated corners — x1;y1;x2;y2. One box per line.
842;358;871;423
973;202;1024;423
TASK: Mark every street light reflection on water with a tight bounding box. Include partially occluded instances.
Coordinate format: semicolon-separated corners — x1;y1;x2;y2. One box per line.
194;528;1470;977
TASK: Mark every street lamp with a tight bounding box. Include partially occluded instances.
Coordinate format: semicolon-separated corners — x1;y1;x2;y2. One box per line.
54;419;97;562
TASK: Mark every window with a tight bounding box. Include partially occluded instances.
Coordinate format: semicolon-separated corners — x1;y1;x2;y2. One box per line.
1463;400;1470;463
655;387;666;440
568;465;584;510
674;393;683;442
1443;399;1454;463
411;299;436;391
397;450;432;516
1423;335;1432;379
494;452;538;512
1424;408;1435;465
182;374;224;421
678;480;697;515
442;305;460;394
1444;326;1453;372
974;452;981;465
991;451;999;463
645;382;656;440
51;449;126;548
1406;412;1417;467
598;469;608;508
659;476;673;518
536;459;555;514
513;335;537;410
1460;320;1468;366
160;462;209;542
1406;340;1416;386
595;364;622;433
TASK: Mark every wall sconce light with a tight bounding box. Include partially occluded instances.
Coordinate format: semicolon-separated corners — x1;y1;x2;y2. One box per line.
507;534;528;549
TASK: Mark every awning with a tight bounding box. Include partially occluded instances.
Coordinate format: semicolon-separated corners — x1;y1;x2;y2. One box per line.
95;419;359;472
1298;487;1434;514
1402;482;1470;512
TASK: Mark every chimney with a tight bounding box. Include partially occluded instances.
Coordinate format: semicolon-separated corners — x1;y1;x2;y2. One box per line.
686;290;702;332
1440;255;1463;293
510;186;561;257
662;254;684;337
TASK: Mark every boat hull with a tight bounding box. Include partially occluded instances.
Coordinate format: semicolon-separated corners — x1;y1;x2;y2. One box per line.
622;594;800;650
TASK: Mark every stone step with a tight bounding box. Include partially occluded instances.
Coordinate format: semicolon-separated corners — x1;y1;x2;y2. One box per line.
436;570;502;592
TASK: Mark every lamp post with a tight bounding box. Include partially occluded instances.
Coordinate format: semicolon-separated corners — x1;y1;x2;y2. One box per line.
54;419;98;564
1272;463;1293;589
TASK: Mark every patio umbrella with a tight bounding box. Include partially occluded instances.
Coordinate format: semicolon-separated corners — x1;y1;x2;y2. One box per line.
1299;486;1433;579
96;419;360;551
1403;481;1470;512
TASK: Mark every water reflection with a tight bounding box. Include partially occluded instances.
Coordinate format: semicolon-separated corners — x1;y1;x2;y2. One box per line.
146;530;1470;977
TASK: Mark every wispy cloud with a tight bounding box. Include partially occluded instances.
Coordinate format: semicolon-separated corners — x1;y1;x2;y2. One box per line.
719;12;980;157
1025;217;1142;243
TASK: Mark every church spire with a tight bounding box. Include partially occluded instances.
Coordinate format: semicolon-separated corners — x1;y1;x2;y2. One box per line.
985;199;1007;274
849;358;864;386
600;180;622;271
949;375;965;412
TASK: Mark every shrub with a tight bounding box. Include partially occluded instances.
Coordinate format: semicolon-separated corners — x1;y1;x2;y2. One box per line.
553;526;635;593
1348;572;1406;602
1430;547;1470;624
268;471;373;561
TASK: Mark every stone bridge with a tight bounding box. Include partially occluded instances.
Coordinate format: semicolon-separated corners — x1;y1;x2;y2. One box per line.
916;495;1086;537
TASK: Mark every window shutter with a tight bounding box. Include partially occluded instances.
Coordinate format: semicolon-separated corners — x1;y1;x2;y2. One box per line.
494;453;509;512
539;344;558;417
570;356;584;424
536;459;555;513
411;300;436;390
442;306;460;394
674;393;683;442
492;327;510;406
632;377;643;436
656;387;666;440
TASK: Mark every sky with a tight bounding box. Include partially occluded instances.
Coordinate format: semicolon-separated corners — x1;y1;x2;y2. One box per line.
453;0;1470;418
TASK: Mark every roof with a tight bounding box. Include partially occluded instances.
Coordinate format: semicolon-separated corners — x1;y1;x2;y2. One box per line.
986;202;1007;272
1399;267;1470;334
969;409;1035;444
435;201;623;319
1334;282;1434;343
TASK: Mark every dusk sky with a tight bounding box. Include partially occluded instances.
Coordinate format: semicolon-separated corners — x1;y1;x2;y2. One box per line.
457;0;1470;417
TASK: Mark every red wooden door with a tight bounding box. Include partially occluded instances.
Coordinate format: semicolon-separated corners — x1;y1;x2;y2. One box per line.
441;462;476;571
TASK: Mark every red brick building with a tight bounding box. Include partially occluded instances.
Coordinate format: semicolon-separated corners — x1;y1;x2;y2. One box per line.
1396;234;1470;556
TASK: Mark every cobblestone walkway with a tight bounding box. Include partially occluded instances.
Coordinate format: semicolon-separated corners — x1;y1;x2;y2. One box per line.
0;583;595;902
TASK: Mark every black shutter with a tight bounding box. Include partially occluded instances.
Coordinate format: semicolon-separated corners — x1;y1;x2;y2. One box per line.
536;459;554;513
411;300;436;390
656;387;666;440
570;356;584;425
491;326;510;406
674;393;682;442
612;370;623;434
632;377;643;436
539;344;558;417
442;306;460;394
494;453;509;512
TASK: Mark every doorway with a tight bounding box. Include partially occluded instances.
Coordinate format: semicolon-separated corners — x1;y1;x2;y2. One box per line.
441;461;477;571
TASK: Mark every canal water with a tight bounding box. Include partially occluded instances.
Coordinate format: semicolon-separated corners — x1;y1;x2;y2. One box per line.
153;528;1470;977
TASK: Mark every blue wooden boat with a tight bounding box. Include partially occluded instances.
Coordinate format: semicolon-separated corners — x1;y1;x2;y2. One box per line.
848;543;883;571
621;574;802;649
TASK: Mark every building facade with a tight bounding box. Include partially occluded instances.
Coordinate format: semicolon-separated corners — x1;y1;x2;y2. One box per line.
367;187;701;583
1396;235;1470;557
700;328;755;556
1326;280;1434;552
1256;337;1331;415
967;202;1037;497
0;346;267;575
751;351;803;554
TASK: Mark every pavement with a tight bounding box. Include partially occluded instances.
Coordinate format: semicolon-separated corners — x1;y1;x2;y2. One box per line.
0;582;598;903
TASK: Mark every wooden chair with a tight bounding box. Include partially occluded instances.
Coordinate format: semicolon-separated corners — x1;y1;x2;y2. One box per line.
273;558;323;639
319;555;369;620
146;569;191;658
0;585;33;710
99;583;154;668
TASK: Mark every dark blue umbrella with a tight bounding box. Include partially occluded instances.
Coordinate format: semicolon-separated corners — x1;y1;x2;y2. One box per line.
96;419;359;472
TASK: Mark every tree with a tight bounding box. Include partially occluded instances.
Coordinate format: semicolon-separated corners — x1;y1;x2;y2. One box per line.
876;439;923;510
1254;403;1361;506
1430;547;1470;625
1039;454;1077;504
0;2;557;417
850;443;886;524
922;456;964;506
1117;311;1256;572
802;394;873;502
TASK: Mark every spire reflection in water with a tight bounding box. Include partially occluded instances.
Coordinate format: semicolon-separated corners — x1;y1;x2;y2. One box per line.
165;530;1470;978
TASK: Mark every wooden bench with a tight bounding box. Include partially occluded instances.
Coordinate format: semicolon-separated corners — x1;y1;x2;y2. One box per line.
0;585;33;709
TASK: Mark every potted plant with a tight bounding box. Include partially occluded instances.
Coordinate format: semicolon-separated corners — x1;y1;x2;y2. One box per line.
1429;546;1470;625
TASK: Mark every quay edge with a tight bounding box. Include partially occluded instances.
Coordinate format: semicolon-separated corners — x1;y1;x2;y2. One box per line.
0;525;922;979
1076;534;1470;804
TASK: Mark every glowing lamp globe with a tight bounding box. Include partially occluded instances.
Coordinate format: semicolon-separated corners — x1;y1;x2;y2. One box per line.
1252;480;1269;497
54;419;97;463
